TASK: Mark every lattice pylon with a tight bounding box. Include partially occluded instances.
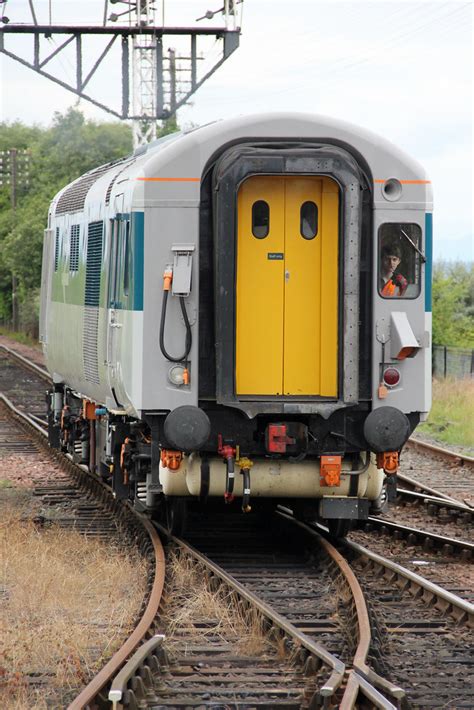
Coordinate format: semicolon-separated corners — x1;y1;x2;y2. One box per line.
132;33;158;147
131;1;158;148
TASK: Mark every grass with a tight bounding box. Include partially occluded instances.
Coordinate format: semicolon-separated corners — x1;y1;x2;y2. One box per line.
418;378;474;454
0;327;41;349
0;503;148;708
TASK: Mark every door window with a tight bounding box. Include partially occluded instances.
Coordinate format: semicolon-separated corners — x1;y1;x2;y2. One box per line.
300;201;318;239
252;200;270;238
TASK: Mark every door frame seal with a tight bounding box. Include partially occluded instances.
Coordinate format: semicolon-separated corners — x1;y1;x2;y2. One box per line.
213;142;365;417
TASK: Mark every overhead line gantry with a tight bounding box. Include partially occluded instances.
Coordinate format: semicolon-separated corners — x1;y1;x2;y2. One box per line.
0;1;241;147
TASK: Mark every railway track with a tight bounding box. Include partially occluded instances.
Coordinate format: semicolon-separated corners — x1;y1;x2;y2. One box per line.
1;341;473;708
1;389;393;708
108;509;472;709
115;513;404;709
342;536;474;709
0;384;165;708
400;439;474;508
0;344;50;425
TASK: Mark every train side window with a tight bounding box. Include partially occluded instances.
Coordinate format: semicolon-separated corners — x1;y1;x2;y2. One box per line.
108;220;120;307
252;200;270;238
123;221;130;296
378;223;421;299
300;201;318;239
70;225;80;272
108;217;131;306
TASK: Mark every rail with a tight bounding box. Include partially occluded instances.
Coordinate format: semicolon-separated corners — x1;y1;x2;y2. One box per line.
278;510;405;707
0;343;50;380
397;487;473;514
108;635;166;710
363;516;473;557
408;436;474;466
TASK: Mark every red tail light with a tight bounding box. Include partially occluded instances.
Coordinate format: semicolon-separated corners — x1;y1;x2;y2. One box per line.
383;367;401;387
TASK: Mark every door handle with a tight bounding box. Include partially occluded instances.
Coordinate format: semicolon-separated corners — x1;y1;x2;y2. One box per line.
285;270;290;282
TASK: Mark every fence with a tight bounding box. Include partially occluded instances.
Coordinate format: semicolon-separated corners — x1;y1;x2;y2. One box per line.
433;345;474;379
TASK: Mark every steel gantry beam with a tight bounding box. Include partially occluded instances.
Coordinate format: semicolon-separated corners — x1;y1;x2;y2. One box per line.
0;24;240;121
1;0;241;147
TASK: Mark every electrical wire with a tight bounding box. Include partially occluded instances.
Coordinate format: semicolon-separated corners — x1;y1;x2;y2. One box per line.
244;2;470;105
159;291;192;363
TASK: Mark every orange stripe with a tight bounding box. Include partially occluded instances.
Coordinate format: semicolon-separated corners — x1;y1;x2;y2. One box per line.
136;177;200;182
374;179;431;184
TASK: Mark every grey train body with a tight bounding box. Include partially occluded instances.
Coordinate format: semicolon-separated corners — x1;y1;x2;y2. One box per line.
40;112;432;533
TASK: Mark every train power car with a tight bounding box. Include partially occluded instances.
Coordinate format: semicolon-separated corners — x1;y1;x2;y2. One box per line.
39;112;432;535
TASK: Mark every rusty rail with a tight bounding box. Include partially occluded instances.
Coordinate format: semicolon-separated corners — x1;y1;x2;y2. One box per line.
68;515;165;709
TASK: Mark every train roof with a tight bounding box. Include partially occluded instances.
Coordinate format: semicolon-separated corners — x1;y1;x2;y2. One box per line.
50;112;432;216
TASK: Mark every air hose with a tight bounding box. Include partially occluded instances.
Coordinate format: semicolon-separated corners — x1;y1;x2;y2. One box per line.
224;456;235;503
241;466;251;513
159;270;192;364
238;457;253;513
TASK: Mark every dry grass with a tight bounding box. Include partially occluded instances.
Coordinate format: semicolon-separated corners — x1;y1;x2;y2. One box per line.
418;378;474;454
0;503;148;708
163;550;272;658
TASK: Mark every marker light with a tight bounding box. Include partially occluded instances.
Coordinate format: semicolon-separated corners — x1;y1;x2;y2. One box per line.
168;364;186;386
383;367;401;387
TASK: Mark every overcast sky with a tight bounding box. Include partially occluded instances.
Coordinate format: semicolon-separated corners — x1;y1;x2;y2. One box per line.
0;0;472;260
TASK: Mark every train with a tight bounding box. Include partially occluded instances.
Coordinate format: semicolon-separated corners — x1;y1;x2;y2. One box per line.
39;112;432;535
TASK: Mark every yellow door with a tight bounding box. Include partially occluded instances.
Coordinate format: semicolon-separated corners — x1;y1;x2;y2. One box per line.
236;175;339;396
236;177;285;394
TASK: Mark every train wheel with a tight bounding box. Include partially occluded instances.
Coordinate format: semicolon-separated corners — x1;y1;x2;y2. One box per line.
164;497;188;536
326;519;352;538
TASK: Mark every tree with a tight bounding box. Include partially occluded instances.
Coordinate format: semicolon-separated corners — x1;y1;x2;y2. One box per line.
0;108;133;330
432;261;474;348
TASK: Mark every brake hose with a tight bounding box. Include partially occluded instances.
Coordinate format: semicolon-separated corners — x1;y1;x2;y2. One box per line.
159;286;192;363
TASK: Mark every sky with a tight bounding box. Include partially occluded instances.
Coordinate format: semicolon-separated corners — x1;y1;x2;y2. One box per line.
0;0;472;261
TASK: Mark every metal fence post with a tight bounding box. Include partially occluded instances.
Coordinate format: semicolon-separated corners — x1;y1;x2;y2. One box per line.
443;346;447;378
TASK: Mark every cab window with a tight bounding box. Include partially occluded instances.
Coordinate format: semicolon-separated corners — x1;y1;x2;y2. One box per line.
378;223;421;299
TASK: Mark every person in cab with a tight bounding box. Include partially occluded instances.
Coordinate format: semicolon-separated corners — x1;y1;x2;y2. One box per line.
380;242;408;297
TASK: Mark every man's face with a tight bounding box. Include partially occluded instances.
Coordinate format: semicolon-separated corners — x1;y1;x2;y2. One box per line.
383;254;401;273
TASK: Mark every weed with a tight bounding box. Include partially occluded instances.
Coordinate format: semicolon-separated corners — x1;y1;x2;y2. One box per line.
163;550;270;658
418;378;474;453
0;327;40;349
